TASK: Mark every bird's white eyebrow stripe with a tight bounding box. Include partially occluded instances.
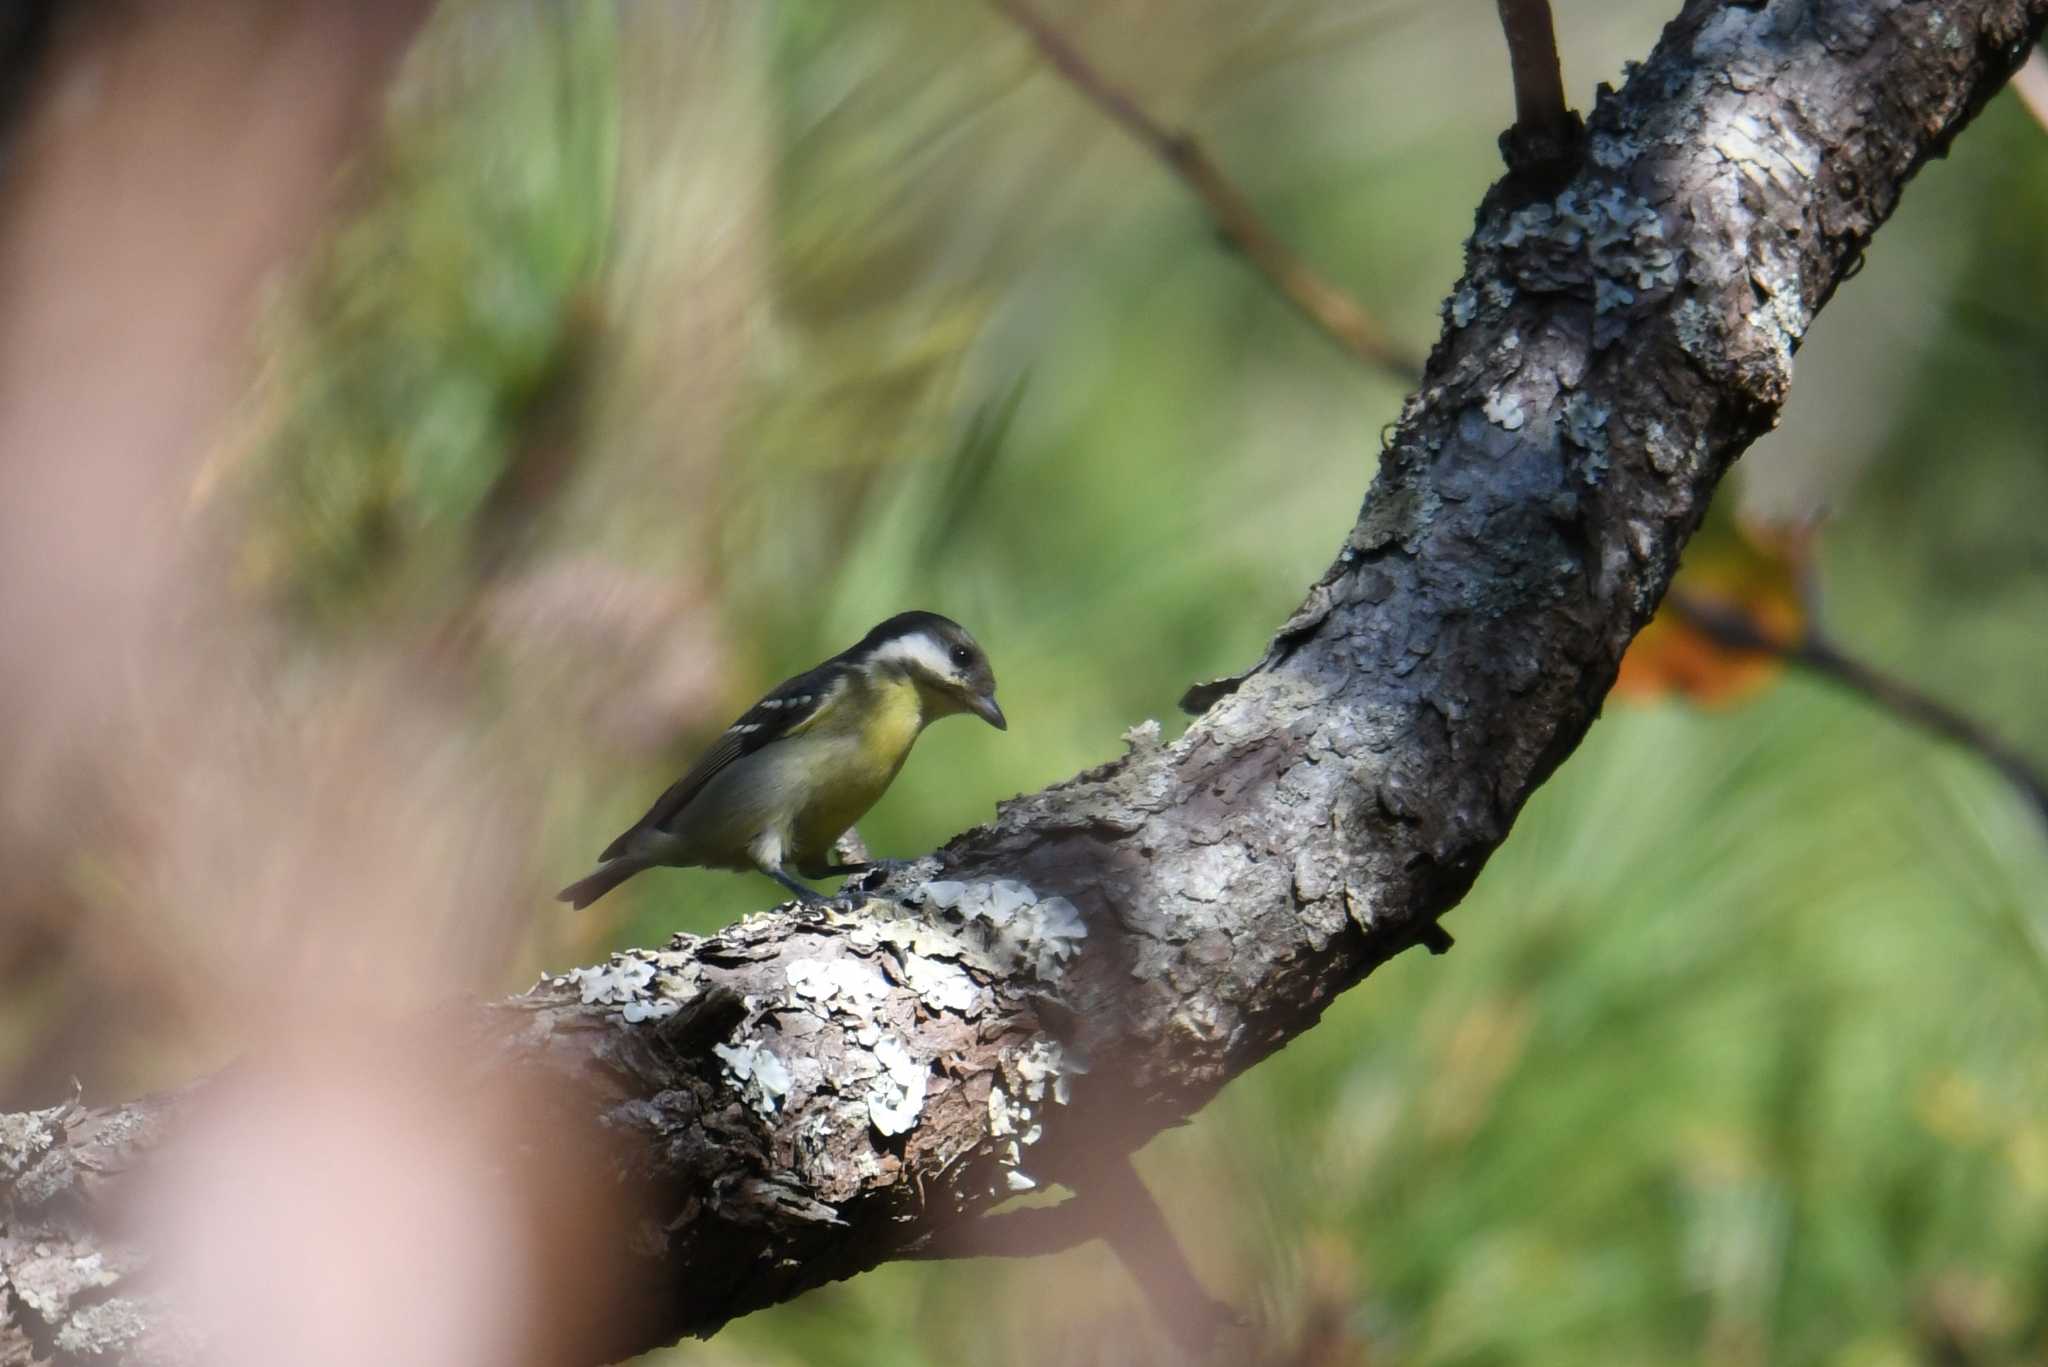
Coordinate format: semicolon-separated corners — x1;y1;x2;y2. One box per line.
868;631;958;679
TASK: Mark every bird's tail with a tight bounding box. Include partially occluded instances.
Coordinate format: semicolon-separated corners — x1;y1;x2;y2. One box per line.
556;858;651;909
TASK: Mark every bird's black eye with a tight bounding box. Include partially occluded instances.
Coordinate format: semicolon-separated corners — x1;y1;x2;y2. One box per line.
949;644;973;667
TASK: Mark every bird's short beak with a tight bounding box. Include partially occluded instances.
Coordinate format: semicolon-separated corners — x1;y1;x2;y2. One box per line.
970;692;1007;731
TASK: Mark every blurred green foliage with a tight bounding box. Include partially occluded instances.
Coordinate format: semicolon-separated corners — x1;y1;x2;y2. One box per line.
238;1;2048;1361
248;0;618;621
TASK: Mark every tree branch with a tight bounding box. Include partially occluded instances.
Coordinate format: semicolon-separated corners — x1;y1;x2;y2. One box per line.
1669;591;2048;824
989;0;1424;382
6;1;2047;1362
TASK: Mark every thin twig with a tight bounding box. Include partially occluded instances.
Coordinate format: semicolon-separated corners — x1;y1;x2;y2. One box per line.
1668;592;2048;825
1493;0;1583;183
908;1153;1242;1352
1495;0;1570;141
989;0;1422;383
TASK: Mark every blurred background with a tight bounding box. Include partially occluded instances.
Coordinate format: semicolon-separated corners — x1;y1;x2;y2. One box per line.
1;1;2044;1363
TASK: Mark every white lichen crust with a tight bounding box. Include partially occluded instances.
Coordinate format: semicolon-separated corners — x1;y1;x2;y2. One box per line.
983;1037;1081;1193
0;1094;184;1363
523;884;1092;1292
906;879;1086;981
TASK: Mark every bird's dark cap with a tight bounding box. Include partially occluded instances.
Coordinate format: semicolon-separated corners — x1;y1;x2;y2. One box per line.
859;610;968;647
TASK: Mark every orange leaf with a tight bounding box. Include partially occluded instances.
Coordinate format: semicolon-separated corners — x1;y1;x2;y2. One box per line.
1612;507;1812;707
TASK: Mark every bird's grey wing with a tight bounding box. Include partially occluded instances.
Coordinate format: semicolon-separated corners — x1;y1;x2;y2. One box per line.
599;664;846;860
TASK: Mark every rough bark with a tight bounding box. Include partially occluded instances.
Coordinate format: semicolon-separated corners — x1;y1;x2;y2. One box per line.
4;1;2043;1361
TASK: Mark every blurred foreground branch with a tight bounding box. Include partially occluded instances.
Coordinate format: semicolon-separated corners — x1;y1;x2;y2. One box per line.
6;1;2048;1362
1670;591;2048;824
989;0;1423;381
2014;44;2048;130
0;0;58;157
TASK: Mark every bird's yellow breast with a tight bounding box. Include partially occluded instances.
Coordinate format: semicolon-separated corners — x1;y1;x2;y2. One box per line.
787;673;926;864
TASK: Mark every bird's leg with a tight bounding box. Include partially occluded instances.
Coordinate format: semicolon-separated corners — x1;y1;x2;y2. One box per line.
763;865;826;905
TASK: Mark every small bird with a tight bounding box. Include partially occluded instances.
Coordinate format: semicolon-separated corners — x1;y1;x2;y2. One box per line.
558;611;1006;909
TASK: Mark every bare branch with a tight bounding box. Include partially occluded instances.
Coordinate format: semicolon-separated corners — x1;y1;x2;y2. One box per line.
989;0;1423;381
1669;591;2048;825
